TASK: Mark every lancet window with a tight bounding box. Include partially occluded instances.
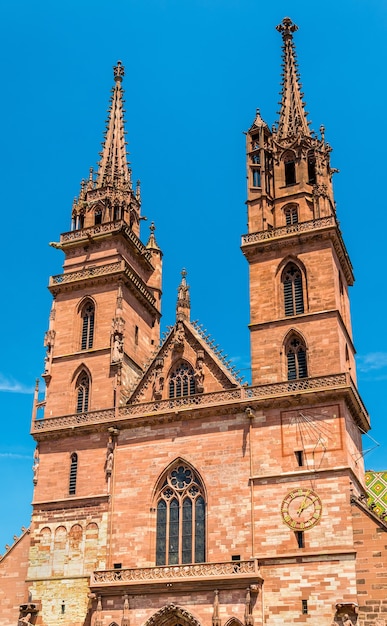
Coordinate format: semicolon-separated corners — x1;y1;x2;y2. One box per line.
307;152;316;184
81;301;95;350
76;372;90;413
169;362;196;398
286;335;308;380
156;463;206;566
284;205;299;225
284;152;296;185
69;452;78;495
282;263;304;316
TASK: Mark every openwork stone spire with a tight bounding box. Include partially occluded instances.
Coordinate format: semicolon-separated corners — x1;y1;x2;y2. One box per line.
71;61;142;235
276;17;311;140
176;268;190;321
97;61;131;187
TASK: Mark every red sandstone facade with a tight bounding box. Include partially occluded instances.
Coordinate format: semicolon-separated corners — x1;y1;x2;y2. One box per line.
1;17;385;626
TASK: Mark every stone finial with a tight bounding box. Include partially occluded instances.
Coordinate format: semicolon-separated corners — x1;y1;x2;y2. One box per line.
114;60;125;82
146;221;161;251
276;16;298;38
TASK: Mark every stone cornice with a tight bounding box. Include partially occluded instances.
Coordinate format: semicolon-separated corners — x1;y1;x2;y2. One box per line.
258;548;356;566
250;464;353;483
241;216;354;285
49;259;159;316
249;309;356;355
32;494;109;510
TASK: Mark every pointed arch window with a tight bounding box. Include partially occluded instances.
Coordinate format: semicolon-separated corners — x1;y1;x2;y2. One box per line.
69;453;78;495
284;152;296;186
81;301;95;350
156;463;206;565
76;372;90;413
94;209;102;225
284;205;298;226
169;362;196;398
282;263;304;316
307;152;316;184
286;336;308;380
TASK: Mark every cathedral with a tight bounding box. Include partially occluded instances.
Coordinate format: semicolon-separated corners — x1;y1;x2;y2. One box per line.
1;17;386;626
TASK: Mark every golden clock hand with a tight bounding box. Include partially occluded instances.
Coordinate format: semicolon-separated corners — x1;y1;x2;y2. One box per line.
297;494;308;515
300;497;318;512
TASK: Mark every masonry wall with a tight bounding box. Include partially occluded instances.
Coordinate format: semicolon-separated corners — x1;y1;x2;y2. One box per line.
352;504;387;626
0;530;30;626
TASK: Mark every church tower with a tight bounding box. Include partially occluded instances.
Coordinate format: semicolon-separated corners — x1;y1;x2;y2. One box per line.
42;60;162;418
242;17;355;389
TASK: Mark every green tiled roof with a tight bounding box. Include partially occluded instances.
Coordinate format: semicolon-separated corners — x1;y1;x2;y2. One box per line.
365;471;387;515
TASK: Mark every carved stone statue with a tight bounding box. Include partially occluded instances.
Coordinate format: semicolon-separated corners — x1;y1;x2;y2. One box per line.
18;614;32;625
112;332;124;363
194;359;204;393
174;321;185;349
342;615;354;626
106;452;114;475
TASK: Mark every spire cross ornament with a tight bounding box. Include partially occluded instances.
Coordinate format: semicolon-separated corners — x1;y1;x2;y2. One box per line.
114;60;125;82
276;17;298;39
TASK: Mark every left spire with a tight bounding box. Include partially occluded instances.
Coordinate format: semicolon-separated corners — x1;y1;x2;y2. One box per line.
71;61;142;237
97;61;131;188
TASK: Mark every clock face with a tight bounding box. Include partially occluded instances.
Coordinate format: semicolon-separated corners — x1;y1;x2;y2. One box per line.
281;488;322;530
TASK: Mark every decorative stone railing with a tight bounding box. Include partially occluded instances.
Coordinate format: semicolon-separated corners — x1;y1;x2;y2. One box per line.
91;559;261;586
49;260;156;307
50;261;122;285
32;373;369;433
60;220;153;263
241;216;335;245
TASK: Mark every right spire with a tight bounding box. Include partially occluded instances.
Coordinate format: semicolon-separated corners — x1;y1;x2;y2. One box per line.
276;17;311;140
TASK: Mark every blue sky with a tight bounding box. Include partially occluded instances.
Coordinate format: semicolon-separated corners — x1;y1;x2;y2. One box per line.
0;0;386;549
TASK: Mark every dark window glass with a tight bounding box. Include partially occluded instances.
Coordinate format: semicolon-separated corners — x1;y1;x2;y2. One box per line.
302;600;308;615
283;264;304;316
95;210;102;225
156;500;167;566
285;206;298;225
76;373;89;413
195;496;206;563
285;160;296;185
296;530;305;548
169;362;196;399
286;337;308;380
252;169;261;187
81;303;95;350
69;453;78;495
169;499;179;565
182;498;192;564
295;450;304;466
307;156;316;184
